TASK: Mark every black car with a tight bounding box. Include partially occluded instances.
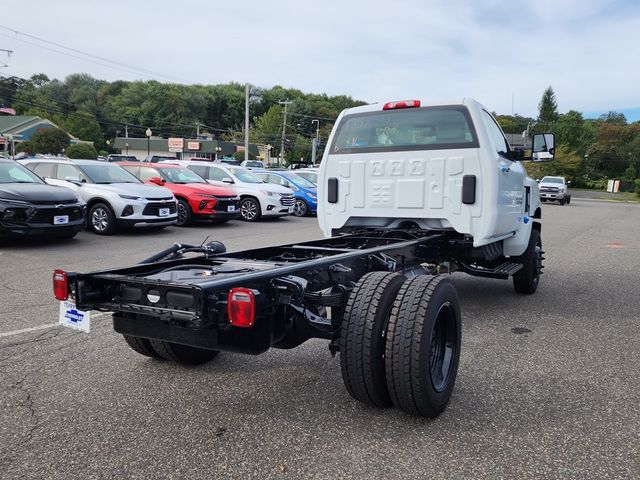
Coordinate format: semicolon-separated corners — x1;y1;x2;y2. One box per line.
0;159;85;238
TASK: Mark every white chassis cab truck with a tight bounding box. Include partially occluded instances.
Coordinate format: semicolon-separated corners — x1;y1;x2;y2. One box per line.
53;98;554;418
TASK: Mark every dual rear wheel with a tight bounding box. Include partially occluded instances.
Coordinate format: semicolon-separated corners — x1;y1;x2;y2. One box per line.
122;335;219;365
339;271;461;417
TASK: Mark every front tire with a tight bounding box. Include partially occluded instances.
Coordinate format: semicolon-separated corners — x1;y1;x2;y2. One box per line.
240;197;261;222
176;199;192;226
292;199;308;217
88;203;116;235
149;340;219;365
340;271;406;408
385;275;462;417
513;228;542;294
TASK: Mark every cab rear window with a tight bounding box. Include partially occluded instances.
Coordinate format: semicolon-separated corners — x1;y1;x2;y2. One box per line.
330;106;478;154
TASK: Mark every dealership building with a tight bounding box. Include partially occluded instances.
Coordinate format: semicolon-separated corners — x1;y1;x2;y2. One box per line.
112;137;259;161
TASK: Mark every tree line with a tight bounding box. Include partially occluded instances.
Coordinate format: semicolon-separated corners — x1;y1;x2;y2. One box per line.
0;73;364;162
1;74;638;190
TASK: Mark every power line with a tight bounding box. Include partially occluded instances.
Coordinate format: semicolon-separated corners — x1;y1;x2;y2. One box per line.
0;25;188;83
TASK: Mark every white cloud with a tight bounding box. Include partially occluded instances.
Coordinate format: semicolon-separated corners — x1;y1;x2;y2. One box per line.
3;0;639;118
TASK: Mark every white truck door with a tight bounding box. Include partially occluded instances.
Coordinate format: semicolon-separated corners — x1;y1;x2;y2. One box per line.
480;110;524;235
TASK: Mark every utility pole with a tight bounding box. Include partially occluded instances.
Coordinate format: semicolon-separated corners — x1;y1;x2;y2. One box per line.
0;48;12;68
311;119;320;165
244;83;250;162
278;100;292;168
195;122;201;138
125;123;129;138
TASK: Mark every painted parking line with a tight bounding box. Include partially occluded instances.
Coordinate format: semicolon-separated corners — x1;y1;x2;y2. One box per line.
0;311;106;339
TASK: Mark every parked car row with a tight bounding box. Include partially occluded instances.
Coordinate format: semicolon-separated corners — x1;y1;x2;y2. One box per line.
0;158;316;239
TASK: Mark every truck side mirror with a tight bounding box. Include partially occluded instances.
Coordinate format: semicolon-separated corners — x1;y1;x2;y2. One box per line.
567;180;571;185
531;133;555;162
222;177;234;184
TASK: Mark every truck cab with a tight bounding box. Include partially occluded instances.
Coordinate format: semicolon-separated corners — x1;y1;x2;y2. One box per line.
318;98;550;258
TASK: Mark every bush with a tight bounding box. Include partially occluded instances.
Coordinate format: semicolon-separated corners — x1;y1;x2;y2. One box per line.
634;179;640;198
66;143;98;159
583;178;609;191
30;128;70;155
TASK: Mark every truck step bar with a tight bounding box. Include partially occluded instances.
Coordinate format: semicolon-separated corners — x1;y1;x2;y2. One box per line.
457;260;523;279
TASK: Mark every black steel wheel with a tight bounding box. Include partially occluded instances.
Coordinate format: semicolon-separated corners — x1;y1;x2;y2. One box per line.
385;275;461;417
176;199;192;227
240;197;261;222
292;198;308;217
339;271;407;408
513;228;543;294
123;335;163;359
149;340;219;365
88;202;116;235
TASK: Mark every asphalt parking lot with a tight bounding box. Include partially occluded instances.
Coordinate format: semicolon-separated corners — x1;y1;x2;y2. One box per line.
1;201;639;480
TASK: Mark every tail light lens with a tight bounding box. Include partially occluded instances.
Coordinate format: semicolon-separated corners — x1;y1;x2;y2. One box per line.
53;269;69;301
383;100;421;110
227;287;255;328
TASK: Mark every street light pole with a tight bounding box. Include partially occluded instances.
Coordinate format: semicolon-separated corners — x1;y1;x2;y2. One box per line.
145;128;152;157
215;146;222;161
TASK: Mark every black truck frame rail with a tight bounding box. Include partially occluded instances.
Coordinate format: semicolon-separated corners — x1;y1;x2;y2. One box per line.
68;229;520;356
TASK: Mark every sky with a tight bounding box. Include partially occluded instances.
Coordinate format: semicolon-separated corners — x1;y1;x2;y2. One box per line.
1;0;639;120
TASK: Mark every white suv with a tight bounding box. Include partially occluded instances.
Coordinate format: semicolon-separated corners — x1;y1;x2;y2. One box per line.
163;160;294;221
20;159;177;234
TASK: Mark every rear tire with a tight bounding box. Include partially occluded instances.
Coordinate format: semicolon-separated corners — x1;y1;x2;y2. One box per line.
123;335;163;359
339;271;406;408
385;275;462;417
513;228;542;294
566;195;571;205
149;340;219;365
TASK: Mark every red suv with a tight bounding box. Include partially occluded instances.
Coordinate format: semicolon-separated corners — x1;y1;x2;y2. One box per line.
117;162;240;226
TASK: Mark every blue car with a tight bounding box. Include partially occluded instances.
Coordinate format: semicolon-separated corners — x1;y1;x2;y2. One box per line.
253;170;317;216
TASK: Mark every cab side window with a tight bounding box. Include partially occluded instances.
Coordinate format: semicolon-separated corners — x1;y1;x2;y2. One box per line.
482;111;510;159
56;164;82;181
268;174;290;187
207;167;229;181
189;165;207;178
32;162;55;178
139;167;159;181
121;166;140;178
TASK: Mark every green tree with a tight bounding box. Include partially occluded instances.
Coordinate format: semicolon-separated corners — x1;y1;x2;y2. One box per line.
63;112;103;148
66;143;98;159
599;111;627;125
29;128;70;155
538;86;559;126
524;145;582;180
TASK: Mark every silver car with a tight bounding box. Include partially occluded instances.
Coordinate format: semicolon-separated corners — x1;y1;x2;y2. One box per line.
20;159;178;234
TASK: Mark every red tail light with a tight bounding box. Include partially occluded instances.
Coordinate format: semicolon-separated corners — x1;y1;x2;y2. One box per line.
227;287;255;328
383;100;421;110
53;269;69;301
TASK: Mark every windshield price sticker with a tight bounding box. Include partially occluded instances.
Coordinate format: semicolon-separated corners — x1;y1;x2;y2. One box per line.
59;300;91;333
